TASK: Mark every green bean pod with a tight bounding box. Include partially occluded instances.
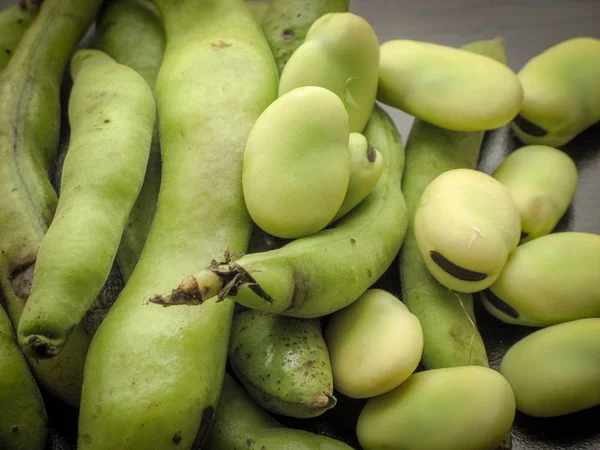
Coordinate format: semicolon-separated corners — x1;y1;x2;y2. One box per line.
262;0;349;74
0;0;104;407
493;145;578;242
332;132;384;222
399;37;509;370
278;12;380;133
378;39;523;131
512;37;600;147
0;2;38;72
150;105;408;319
78;1;278;448
500;318;600;417
18;49;155;359
205;373;353;449
247;0;269;24
483;232;600;327
0;305;47;450
356;366;516;450
229;310;336;418
95;0;166;280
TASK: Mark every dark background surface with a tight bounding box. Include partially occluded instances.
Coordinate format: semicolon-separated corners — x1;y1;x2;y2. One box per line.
0;0;598;448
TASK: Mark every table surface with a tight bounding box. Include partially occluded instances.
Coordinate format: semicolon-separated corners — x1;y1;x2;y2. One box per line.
1;0;599;449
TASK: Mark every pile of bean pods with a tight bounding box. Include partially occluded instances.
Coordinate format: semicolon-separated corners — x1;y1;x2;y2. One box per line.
0;0;598;449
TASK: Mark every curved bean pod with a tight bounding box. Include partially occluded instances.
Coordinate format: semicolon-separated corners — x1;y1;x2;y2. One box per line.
0;1;38;72
483;232;600;327
150;105;408;318
512;37;600;147
18;49;155;359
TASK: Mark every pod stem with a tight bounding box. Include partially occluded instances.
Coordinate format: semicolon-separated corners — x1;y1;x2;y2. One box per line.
148;250;273;306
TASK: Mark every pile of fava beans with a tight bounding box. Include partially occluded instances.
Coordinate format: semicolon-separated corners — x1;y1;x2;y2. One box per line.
0;0;598;449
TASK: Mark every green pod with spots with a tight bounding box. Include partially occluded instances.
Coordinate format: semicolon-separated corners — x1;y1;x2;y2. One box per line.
243;86;351;239
500;318;600;417
0;0;105;407
332;132;384;222
324;289;423;399
96;0;166;280
414;168;521;293
262;0;349;74
17;49;155;359
483;232;600;327
279;12;379;133
78;0;278;448
356;366;516;450
0;305;47;450
229;310;336;418
378;39;523;131
492;145;578;242
206;373;353;450
512;37;600;147
399;37;509;370
0;2;38;72
150;105;408;319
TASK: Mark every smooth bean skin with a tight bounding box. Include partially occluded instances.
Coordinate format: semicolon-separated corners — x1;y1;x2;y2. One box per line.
95;0;165;280
78;1;278;448
378;40;523;131
0;0;104;408
17;50;155;359
512;37;600;147
500;318;600;417
247;1;269;24
325;289;423;399
243;86;350;239
483;232;600;327
205;374;353;450
0;305;47;450
414;168;521;293
492;145;577;242
279;12;379;133
0;2;38;71
262;0;349;74
332;132;383;222
356;366;516;450
229;310;336;418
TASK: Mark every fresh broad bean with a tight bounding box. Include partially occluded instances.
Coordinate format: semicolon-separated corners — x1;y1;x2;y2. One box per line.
78;1;278;448
0;305;47;450
414;168;521;293
399;37;509;371
378;39;523;131
150;105;408;319
278;12;380;133
483;232;600;326
332;132;383;222
0;0;104;408
356;366;516;450
324;289;423;399
205;373;353;450
229;310;336;418
0;2;38;71
500;318;600;417
492;145;578;242
242;86;350;239
17;49;155;359
512;37;600;147
262;0;349;74
95;0;166;280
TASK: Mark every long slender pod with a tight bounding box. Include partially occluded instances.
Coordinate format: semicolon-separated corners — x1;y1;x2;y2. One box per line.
0;0;104;407
262;0;349;73
0;1;39;72
399;37;509;370
78;1;277;448
0;304;47;450
18;50;155;359
95;0;166;280
151;105;407;319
